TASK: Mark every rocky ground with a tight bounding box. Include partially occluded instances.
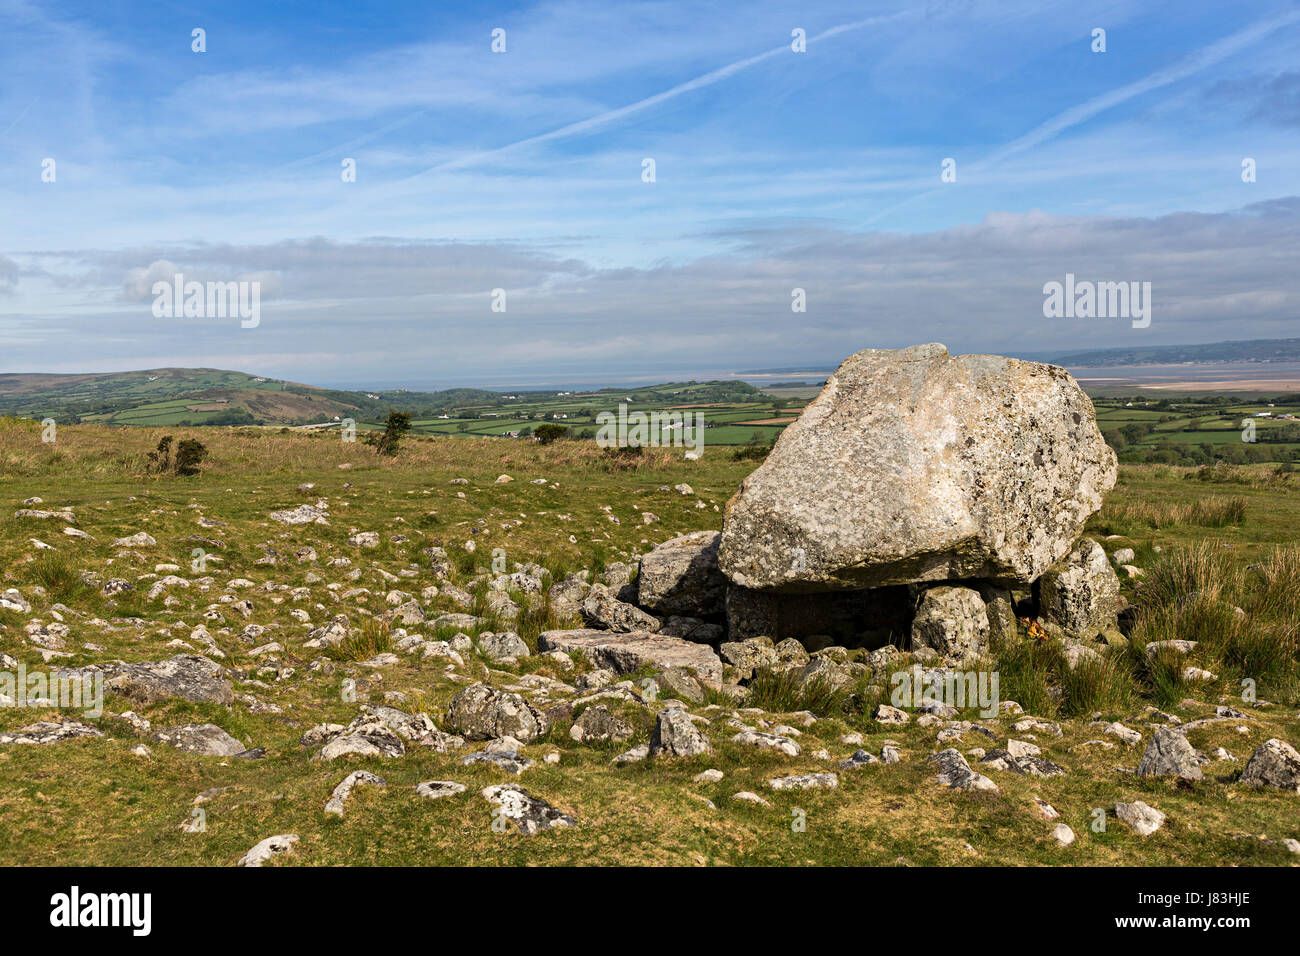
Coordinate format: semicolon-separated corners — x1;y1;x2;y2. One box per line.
1;421;1299;866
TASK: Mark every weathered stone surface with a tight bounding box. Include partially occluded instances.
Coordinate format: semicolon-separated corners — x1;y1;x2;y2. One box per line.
477;631;530;660
324;770;385;817
910;586;989;659
236;834;299;867
873;704;910;725
718;344;1115;591
1115;800;1165;836
105;655;233;705
1137;726;1203;781
719;638;777;681
538;629;722;682
636;531;727;617
980;748;1066;778
580;584;661;633
649;707;711;756
461;748;533;775
0;718;103;746
731;730;800;756
976;583;1017;647
481;784;576;834
446;684;549;742
931;748;999;792
152;723;246;756
1037;538;1121;639
415;780;466;800
269;504;328;525
769;773;838;791
1240;738;1300;793
570;705;634;744
655;666;705;703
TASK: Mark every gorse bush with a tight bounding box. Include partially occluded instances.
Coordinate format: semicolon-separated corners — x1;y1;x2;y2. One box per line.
146;435;209;476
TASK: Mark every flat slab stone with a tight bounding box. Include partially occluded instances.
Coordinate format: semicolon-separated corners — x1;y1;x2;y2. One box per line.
538;629;722;682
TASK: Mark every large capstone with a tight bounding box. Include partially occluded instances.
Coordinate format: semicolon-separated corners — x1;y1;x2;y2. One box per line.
718;344;1116;591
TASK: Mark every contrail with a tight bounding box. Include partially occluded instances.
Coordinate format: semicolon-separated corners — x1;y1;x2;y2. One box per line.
1;100;33;137
982;7;1300;168
867;7;1300;224
398;10;915;183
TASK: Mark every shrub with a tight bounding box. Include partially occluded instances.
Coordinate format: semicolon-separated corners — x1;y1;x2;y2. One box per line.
534;423;568;445
369;410;412;456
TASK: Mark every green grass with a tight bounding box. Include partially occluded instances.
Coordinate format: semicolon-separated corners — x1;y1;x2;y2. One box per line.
0;426;1298;866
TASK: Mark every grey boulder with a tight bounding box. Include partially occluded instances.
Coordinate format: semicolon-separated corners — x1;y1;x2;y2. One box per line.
718;344;1116;591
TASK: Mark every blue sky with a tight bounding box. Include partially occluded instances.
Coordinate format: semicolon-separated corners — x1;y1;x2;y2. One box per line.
1;0;1298;388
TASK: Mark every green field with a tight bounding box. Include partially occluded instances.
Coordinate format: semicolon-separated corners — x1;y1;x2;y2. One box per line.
1;420;1298;866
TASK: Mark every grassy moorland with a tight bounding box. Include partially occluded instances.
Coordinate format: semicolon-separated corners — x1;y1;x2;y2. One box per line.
0;419;1297;866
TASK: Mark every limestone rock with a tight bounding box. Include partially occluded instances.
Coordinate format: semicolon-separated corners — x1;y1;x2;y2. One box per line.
570;705;634;744
538;629;722;682
481;784;576;835
1115;800;1165;836
105;655;233;705
718;344;1116;591
1037;538;1121;640
910;586;989;660
650;707;711;756
446;683;549;742
237;834;299;867
636;531;727;617
580;583;661;633
1136;726;1203;781
324;770;385;817
1240;738;1300;793
152;723;247;756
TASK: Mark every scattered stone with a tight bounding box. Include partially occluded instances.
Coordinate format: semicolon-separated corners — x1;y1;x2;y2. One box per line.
416;780;467;800
1051;823;1076;847
481;784;575;834
447;684;549;742
105;655;233;705
539;629;722;682
570;705;634;744
769;772;837;791
152;723;247;757
0;718;103;746
931;748;999;792
1240;739;1300;793
237;834;299;867
324;770;385;817
580;583;661;633
1115;801;1166;837
650;707;711;756
873;703;910;726
1136;726;1203;781
731;730;800;756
